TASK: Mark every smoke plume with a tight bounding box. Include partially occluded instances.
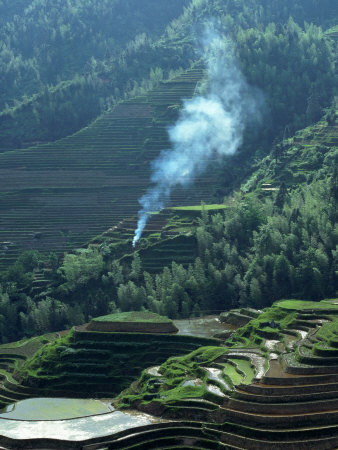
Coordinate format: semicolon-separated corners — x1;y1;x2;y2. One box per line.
133;26;262;246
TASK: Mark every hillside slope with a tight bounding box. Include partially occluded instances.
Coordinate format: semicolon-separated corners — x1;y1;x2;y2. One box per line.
0;66;222;270
0;0;335;151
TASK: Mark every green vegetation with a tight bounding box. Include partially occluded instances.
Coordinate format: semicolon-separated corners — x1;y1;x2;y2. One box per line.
277;299;338;311
0;0;191;150
223;362;244;386
0;66;205;272
228;299;333;349
0;0;336;348
116;346;228;407
0;298;337;448
228;306;298;348
231;358;256;384
0;112;336;342
115;299;338;414
15;326;219;397
92;311;172;323
168;205;227;211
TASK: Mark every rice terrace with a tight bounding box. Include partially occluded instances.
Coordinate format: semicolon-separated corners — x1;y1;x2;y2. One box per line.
0;0;337;448
0;301;337;448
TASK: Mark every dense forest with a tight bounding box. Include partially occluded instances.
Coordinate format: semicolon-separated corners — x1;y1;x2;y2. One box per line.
0;0;336;150
0;0;337;343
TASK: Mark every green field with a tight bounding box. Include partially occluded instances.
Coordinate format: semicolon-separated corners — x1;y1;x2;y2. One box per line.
92;311;173;324
168;205;227;211
277;299;338;311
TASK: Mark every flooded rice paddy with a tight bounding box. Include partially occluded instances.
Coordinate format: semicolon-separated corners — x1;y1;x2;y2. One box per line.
203;367;231;391
206;384;226;397
0;400;166;441
0;397;112;420
174;316;230;338
146;365;162;377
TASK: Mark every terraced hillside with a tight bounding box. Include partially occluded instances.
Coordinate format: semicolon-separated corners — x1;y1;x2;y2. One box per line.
243;115;338;192
107;299;338;450
0;333;63;411
93;205;227;274
12;325;219;401
0;66;221;270
0;299;336;449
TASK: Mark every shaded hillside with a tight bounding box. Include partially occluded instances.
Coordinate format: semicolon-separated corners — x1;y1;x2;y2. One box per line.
0;114;336;344
0;66;221;270
243;110;338;191
0;0;189;108
0;0;335;151
0;0;194;151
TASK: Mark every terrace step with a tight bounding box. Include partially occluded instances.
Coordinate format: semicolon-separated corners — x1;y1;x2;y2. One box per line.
262;371;338;385
237;381;338;396
0;386;33;401
234;388;338;404
217;405;338;429
0;66;213;266
226;396;338;415
80;422;338;450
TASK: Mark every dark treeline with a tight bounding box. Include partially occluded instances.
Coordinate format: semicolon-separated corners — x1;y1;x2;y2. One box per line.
0;0;336;150
0;0;189;105
0;0;190;148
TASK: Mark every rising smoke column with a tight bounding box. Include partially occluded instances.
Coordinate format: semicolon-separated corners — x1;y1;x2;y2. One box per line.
133;27;261;246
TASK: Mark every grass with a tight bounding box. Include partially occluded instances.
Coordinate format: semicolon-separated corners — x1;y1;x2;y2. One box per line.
228;305;298;347
0;333;57;350
8;299;338;412
230;359;256;384
242;118;337;194
277;299;338;311
92;311;172;323
161;384;206;403
116;346;227;408
168;205;227;211
312;321;338;358
17;331;75;382
16;329;220;397
326;25;338;34
3;299;338;447
222;363;243;386
315;321;338;342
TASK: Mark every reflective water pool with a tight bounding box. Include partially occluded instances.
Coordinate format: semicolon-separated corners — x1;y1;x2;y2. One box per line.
175;316;230;338
0;401;165;442
0;397;112;420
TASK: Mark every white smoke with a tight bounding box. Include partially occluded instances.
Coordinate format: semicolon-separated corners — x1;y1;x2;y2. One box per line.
133;26;262;247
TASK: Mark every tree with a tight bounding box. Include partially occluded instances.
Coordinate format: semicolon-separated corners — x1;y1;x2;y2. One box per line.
273;254;293;299
130;252;142;282
274;182;288;210
58;247;104;290
306;89;322;123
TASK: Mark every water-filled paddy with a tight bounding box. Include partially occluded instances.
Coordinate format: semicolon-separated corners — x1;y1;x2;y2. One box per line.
0;401;166;441
0;397;112;420
175;316;229;338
